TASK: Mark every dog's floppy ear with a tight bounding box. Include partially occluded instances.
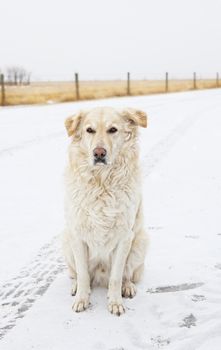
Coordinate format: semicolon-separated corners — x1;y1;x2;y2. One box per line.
65;111;83;137
121;108;148;128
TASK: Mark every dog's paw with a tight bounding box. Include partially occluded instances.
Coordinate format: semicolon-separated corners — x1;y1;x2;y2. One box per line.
108;300;125;316
72;295;90;312
71;279;77;296
122;281;136;298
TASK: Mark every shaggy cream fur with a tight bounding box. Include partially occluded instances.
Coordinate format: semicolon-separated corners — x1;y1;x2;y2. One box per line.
63;107;148;316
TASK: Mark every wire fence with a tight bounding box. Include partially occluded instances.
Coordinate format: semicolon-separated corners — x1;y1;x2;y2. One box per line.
0;72;220;107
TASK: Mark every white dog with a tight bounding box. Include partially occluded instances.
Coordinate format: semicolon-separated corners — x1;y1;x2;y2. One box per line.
62;106;148;316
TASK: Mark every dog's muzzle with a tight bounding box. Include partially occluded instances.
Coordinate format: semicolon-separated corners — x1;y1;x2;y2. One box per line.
93;147;107;165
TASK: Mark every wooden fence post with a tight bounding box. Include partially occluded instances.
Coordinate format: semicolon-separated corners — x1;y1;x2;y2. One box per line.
127;72;130;95
75;73;79;100
216;72;219;88
193;72;197;89
165;72;169;92
0;74;5;106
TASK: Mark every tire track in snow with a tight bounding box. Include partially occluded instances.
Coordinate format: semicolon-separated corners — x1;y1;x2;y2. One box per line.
0;236;66;340
143;100;221;178
0;100;218;340
143;109;199;177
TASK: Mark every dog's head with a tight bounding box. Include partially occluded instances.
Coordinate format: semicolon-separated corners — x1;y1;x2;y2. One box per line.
65;107;147;167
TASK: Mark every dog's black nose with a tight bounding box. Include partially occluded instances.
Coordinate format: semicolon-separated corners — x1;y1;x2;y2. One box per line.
93;147;106;159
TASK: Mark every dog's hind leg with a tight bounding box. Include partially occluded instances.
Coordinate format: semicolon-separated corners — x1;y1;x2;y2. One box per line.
122;230;147;298
67;260;77;296
62;230;77;295
122;203;148;298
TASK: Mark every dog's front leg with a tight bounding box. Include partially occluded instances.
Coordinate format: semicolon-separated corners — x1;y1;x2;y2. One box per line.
71;238;90;312
108;237;132;316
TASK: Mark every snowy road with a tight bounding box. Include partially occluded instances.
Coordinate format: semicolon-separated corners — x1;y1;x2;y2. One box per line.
0;89;221;349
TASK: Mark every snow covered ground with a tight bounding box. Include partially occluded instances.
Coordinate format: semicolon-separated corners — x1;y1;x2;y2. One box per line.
0;89;221;349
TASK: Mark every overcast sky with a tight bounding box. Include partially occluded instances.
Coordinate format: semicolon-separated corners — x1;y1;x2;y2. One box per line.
0;0;221;80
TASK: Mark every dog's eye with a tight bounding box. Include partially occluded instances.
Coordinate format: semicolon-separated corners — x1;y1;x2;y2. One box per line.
86;127;95;134
108;127;118;134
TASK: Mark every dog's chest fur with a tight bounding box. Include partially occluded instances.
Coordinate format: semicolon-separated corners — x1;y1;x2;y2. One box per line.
65;164;140;253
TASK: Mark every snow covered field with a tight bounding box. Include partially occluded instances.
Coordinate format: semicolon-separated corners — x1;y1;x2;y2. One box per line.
0;89;221;349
